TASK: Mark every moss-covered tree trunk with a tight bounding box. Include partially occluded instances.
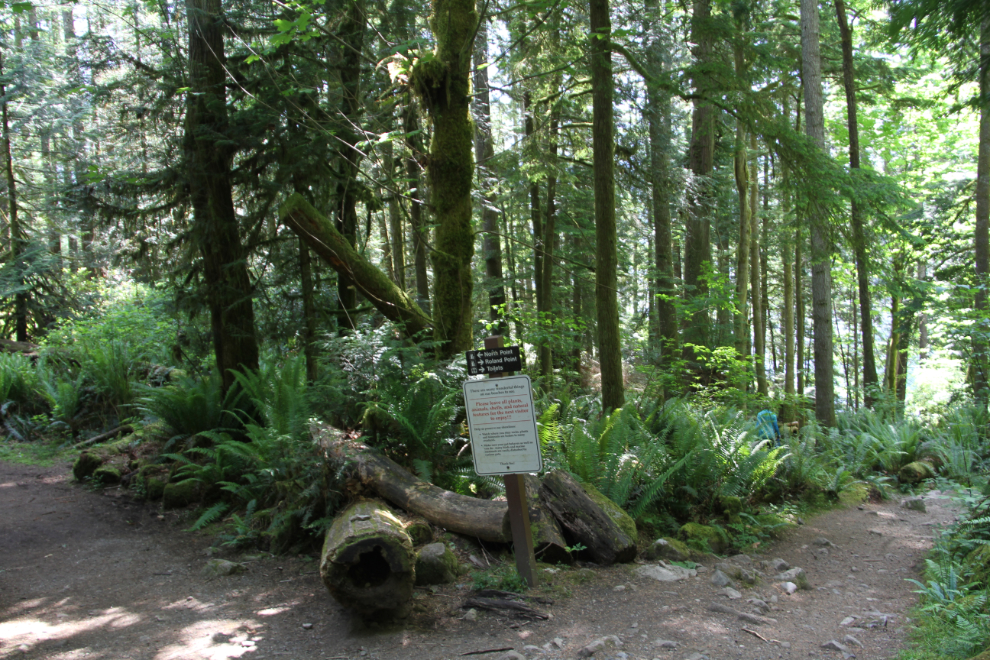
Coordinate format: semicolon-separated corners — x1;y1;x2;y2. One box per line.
412;0;477;359
974;15;990;404
473;17;507;334
185;0;258;394
750;134;767;396
734;121;751;358
590;0;624;411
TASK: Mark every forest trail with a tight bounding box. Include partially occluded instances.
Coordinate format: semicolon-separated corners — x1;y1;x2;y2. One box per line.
0;460;956;660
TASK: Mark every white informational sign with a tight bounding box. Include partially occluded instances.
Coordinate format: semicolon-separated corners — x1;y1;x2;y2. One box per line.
463;375;542;476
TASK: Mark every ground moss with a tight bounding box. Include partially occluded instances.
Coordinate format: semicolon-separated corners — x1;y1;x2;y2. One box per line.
72;452;103;481
163;479;200;509
899;461;935;484
679;522;727;554
720;496;743;524
92;466;122;485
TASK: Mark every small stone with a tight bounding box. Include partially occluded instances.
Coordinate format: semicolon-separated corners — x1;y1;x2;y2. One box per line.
869;529;883;536
777;641;791;649
730;554;753;566
843;635;863;648
543;567;559;574
302;623;313;629
769;558;790;572
498;652;526;660
630;622;639;628
781;582;798;595
902;498;927;513
578;639;605;657
655;639;678;648
748;598;770;613
711;569;731;588
777;567;806;582
821;640;851;654
614;653;629;660
614;584;627;592
840;616;857;626
202;559;244;577
603;635;622;647
721;587;742;600
552;638;565;649
738;612;775;625
463;608;478;622
682;653;708;660
813;537;835;548
637;564;695;582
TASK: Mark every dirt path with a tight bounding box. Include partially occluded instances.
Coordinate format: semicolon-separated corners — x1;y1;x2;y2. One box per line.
0;460;956;660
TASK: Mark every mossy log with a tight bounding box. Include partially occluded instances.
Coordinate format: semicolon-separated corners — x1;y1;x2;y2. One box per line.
279;194;432;338
347;445;512;543
538;469;637;565
522;474;571;564
320;499;416;617
320;429;568;554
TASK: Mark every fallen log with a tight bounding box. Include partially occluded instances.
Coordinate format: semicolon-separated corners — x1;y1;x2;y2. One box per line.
72;425;134;450
461;596;549;620
539;469;637;565
522;474;571;564
280;194;432;338
318;427;579;556
0;338;40;356
319;499;416;618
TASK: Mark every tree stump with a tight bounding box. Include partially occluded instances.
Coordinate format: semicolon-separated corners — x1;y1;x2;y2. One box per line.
522;474;571;564
539;469;637;565
320;499;415;618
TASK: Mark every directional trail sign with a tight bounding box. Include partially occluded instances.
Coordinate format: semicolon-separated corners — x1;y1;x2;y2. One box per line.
462;375;542;476
465;346;523;376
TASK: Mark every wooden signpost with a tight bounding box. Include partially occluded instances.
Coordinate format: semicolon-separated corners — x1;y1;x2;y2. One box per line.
462;336;539;587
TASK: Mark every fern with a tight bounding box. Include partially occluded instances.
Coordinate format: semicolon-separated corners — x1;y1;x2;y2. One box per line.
188;502;230;531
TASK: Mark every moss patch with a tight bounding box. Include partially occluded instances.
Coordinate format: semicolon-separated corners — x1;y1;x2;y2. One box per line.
582;482;637;543
838;482;870;505
92;466;122;485
679;522;727;554
899;461;935;484
163;479;200;509
73;452;103;481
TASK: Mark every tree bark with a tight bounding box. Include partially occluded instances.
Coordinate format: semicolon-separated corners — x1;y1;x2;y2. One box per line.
472;17;507;334
0;51;27;342
384;141;406;290
185;0;259;395
281;195;432;337
683;0;715;359
539;470;636;565
540;107;559;387
590;0;624;411
782;159;796;420
320;499;416;618
800;0;836;426
750;134;767;395
975;16;990;404
412;0;477;359
645;0;678;358
835;0;879;408
299;238;319;383
734;120;751;359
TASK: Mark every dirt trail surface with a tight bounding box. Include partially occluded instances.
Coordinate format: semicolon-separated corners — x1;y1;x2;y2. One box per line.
1;460;957;660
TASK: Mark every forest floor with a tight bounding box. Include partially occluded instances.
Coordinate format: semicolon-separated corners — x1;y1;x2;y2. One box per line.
0;459;957;660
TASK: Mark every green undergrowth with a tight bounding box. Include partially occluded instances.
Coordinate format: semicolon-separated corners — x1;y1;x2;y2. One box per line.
0;438;76;467
897;481;990;660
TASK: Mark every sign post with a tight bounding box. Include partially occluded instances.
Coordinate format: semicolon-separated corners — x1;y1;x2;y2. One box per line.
462;336;539;587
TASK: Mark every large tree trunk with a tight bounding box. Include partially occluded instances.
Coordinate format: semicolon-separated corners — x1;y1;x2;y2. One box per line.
645;0;678;358
591;0;624;411
0;52;27;342
781;157;796;421
281;195;432;337
734;120;751;359
472;17;507;335
320;499;416;618
835;0;879;408
412;0;477;359
384;141;406;291
750;134;767;396
683;0;715;360
800;0;836;426
185;0;259;395
299;238;319;383
333;0;367;330
540;107;559;387
975;16;990;404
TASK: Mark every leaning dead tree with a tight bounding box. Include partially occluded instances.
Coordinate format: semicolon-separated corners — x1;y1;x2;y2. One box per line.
279;194;432;338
